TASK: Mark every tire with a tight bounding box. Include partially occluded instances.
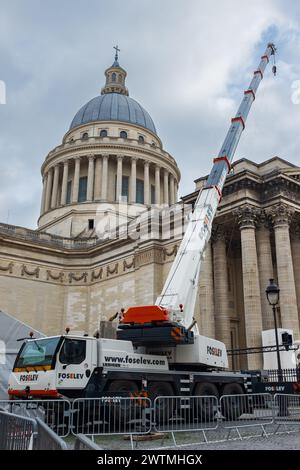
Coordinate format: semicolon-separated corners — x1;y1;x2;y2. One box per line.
106;380;139;423
193;382;219;422
221;383;244;420
148;381;174;423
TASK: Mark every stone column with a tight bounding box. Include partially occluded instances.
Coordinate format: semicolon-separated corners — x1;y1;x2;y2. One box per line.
101;155;108;201
44;167;53;212
268;204;299;338
163;169;169;206
116;156;123;201
40;175;47;214
198;241;215;338
60;160;69;206
155;165;160;205
87;155;95;201
169;174;175;206
212;226;231;349
94;156;102;200
130;157;137;203
235;205;263;369
291;223;300;323
144;161;150;205
256;212;274;331
72;157;81;203
174;180;178;204
51;165;59;209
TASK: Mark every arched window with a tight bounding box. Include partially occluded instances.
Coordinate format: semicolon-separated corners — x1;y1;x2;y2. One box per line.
112;72;116;82
100;129;107;137
118;74;122;83
82;132;89;140
120;131;127;139
138;135;145;144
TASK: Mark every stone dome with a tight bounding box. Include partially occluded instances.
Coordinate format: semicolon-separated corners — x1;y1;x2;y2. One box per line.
69;93;157;134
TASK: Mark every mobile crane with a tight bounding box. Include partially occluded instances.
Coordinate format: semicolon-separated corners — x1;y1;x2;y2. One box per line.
8;43;276;419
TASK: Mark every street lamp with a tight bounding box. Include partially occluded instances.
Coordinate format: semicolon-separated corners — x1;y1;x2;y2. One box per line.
266;278;282;381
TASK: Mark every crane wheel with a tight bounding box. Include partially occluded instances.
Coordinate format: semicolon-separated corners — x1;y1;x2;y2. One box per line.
221;383;244;420
106;380;140;424
148;381;174;423
193;382;219;422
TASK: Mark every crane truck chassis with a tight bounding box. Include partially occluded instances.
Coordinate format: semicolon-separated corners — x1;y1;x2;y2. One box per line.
9;334;255;422
8;43;277;424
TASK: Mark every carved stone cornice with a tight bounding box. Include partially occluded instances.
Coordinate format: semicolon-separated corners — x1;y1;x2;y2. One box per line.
0;261;14;274
46;270;64;283
266;203;295;228
68;272;88;283
233;205;260;230
21;264;40;278
91;268;103;281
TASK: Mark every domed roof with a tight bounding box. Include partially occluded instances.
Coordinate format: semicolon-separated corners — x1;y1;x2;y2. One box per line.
69;93;157;134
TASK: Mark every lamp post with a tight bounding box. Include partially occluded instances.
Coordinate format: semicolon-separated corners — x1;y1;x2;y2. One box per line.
265;278;282;382
266;279;288;417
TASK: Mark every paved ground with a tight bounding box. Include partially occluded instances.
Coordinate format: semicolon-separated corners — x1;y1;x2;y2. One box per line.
179;432;300;450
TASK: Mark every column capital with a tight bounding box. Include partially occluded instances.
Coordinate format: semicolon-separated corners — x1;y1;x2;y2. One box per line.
256;209;271;230
144;160;150;168
266;203;295;228
87;154;95;161
233;205;260;229
63;159;69;167
211;224;228;243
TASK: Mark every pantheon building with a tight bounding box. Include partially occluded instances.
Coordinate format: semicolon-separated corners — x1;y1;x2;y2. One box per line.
0;53;299;369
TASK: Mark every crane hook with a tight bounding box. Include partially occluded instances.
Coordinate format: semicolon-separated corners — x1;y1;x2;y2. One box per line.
272;65;277;76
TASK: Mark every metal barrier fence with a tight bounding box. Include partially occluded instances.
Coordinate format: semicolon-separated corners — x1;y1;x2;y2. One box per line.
274;394;300;425
0;410;36;450
0;399;71;437
33;417;68;450
74;434;103;450
153;395;219;433
220;393;274;439
1;393;300;448
71;397;152;437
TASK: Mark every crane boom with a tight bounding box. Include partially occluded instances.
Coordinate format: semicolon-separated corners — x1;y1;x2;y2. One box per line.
155;43;276;329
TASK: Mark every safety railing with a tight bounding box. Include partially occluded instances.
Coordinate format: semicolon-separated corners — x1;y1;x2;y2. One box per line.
1;393;300;448
0;410;37;450
74;434;103;450
274;394;300;426
153;395;219;433
33;417;68;450
71;397;152;438
220;393;274;439
152;395;219;447
265;368;300;383
0;399;71;437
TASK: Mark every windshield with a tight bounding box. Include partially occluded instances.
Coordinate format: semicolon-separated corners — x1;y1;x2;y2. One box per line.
14;337;61;368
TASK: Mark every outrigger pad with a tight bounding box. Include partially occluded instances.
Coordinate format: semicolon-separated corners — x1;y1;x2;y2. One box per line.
117;322;194;346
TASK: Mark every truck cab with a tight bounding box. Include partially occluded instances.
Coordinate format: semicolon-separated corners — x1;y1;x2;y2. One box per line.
8;335;97;399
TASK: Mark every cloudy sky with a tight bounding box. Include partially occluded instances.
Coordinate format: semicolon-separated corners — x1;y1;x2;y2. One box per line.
0;0;300;228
